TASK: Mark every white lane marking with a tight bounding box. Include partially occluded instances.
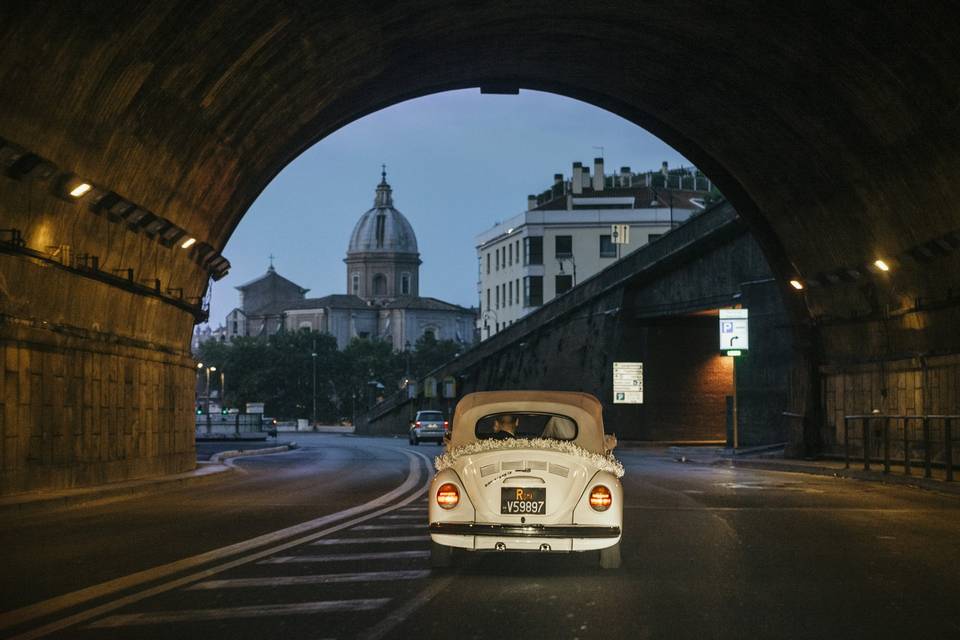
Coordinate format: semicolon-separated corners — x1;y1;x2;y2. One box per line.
358;576;456;640
6;449;434;640
379;514;425;520
261;550;430;564
398;506;427;512
311;535;430;546
353;524;425;531
87;599;389;628
188;570;430;590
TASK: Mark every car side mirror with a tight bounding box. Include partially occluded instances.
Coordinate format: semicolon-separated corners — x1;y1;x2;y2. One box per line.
604;433;618;451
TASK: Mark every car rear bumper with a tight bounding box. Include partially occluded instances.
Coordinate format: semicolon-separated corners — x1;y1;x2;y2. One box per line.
429;522;620;539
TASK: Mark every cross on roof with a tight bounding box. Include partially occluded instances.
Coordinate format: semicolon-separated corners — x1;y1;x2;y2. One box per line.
268;253;275;269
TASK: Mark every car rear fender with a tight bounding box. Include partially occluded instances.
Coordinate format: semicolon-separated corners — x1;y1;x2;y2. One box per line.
429;468;477;524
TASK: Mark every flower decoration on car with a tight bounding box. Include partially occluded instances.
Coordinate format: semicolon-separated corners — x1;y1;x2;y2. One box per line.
435;437;625;478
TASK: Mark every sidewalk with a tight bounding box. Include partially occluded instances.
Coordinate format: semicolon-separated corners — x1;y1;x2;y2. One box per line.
664;445;960;497
0;442;298;517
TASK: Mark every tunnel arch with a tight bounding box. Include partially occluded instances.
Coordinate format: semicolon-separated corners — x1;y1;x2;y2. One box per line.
1;1;957;492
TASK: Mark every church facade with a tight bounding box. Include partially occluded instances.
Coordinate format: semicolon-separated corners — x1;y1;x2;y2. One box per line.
205;172;477;351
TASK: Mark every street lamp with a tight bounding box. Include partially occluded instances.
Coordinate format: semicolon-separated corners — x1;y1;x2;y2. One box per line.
206;366;216;415
311;338;318;426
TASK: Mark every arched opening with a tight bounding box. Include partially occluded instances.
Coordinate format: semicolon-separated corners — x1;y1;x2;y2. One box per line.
0;4;956;496
372;273;387;296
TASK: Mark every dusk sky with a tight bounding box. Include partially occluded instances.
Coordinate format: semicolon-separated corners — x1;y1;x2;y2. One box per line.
204;89;690;327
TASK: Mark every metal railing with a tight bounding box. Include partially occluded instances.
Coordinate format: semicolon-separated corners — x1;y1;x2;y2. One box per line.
843;414;958;481
195;413;268;435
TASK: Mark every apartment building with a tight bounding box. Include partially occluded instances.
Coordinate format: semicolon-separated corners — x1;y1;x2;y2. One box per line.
475;158;718;339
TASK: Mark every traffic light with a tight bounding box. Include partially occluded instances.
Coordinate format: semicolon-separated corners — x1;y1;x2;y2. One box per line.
221;407;228;415
195;406;203;415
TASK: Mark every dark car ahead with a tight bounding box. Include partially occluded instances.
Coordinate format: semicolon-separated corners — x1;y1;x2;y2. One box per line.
409;410;448;445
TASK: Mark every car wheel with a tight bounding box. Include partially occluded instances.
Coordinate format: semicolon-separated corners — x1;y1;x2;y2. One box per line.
599;542;621;569
411;436;419;446
430;541;454;568
408;434;415;445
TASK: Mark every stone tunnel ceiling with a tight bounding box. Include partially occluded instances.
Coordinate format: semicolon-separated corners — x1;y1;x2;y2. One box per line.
1;0;959;358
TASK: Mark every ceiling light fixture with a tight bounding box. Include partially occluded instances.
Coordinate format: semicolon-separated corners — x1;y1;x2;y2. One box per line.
873;259;890;272
180;237;196;249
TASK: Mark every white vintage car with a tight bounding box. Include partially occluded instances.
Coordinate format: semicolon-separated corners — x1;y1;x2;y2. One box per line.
429;390;624;569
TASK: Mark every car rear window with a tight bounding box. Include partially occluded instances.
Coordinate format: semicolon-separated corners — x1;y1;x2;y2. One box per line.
475;412;578;441
418;412;444;421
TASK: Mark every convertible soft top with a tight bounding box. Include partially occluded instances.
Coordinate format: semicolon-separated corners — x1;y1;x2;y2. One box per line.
450;390;606;453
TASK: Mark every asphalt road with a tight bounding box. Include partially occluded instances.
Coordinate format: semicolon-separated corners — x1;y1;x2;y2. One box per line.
2;435;959;639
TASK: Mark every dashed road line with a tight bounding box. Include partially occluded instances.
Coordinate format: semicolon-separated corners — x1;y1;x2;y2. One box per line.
87;599;390;628
187;569;431;590
261;550;430;564
310;535;430;546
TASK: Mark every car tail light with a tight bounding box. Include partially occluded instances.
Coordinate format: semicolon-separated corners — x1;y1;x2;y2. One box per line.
415;421;421;427
443;421;449;429
589;485;612;511
436;483;460;509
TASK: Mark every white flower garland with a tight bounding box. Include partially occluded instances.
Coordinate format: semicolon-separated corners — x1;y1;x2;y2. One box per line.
434;438;625;478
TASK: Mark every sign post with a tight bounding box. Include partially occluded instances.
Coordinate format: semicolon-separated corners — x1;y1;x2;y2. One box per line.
719;308;748;448
612;362;643;404
611;224;629;260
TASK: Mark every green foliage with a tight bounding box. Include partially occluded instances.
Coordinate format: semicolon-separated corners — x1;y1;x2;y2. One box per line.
195;330;462;422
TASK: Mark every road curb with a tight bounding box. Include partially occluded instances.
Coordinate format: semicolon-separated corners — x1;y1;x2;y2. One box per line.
714;459;960;497
208;442;298;464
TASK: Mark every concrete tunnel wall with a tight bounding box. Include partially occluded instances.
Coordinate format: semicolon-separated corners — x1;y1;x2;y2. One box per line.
1;2;959;492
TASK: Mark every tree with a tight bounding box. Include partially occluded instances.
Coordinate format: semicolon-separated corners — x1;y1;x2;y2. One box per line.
410;333;460;378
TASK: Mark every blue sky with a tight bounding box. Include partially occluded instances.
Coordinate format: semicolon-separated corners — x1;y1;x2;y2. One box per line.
205;89;690;326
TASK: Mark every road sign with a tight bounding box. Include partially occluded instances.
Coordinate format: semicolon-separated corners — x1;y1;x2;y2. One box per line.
719;308;749;351
613;361;643;404
611;224;630;244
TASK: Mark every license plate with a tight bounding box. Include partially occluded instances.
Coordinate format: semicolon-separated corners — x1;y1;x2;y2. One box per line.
501;487;546;514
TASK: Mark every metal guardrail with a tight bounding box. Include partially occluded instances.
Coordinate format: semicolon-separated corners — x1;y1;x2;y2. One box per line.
843;414;958;481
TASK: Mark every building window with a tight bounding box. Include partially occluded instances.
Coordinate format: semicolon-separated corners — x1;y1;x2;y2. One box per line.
352;272;360;295
508;280;513;306
516;278;520;305
486;288;491;310
508;243;513;266
401;272;411;295
423;328;436;341
555;235;573;258
599;234;617;258
486;253;490;274
648;233;663;242
516;240;520;265
375;214;386;248
525;236;543;265
524;276;543;306
556;274;573;295
232;320;238;334
495;248;500;271
373;273;387;296
496;286;500;309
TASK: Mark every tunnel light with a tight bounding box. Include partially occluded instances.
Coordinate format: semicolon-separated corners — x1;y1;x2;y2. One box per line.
209;366;217;372
180;237;197;249
197;362;204;369
873;259;890;272
789;279;804;290
69;182;92;197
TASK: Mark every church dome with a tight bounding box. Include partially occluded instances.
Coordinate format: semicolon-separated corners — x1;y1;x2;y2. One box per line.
347;170;419;255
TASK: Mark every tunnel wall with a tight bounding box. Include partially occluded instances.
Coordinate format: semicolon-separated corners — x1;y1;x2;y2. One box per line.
0;171;200;495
